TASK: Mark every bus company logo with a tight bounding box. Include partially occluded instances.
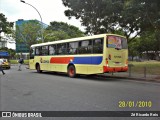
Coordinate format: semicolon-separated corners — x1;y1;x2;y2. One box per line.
40;57;49;63
2;112;11;117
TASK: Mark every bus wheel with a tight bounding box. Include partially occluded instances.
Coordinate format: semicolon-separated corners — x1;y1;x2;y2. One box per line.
36;64;42;73
68;65;76;78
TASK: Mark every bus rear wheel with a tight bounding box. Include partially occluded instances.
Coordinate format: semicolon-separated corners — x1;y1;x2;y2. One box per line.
68;65;76;78
36;64;42;73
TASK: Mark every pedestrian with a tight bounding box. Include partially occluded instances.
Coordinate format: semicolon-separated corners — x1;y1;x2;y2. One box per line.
0;59;5;75
18;58;24;71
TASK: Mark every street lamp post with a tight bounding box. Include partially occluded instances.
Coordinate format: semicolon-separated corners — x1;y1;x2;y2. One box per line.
0;27;2;41
20;0;44;42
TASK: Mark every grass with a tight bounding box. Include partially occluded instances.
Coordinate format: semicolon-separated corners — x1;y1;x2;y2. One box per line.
129;61;160;75
10;60;29;64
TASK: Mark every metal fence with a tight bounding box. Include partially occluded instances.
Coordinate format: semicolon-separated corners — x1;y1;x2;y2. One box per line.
105;63;160;80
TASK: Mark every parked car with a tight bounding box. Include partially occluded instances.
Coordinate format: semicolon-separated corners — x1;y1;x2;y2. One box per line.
0;59;11;69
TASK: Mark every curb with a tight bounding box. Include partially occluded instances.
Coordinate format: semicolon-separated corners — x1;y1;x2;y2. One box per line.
99;74;160;83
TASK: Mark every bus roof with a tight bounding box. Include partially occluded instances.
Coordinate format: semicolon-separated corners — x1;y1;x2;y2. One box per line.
30;33;125;48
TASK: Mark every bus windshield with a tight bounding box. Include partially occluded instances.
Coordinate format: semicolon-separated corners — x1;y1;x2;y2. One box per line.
107;36;128;49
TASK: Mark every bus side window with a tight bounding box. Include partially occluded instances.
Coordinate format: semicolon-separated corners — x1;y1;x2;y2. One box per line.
49;45;56;55
68;43;73;54
35;47;42;56
79;40;91;54
57;43;67;55
42;46;49;55
73;42;79;54
93;38;103;54
68;42;78;54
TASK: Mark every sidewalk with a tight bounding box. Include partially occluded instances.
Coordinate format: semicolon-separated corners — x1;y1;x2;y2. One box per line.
103;72;160;83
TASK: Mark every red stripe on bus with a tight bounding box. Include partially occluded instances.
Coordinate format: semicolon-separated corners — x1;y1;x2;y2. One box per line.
50;57;74;64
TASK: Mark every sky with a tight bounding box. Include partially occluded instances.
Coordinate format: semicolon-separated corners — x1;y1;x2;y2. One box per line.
0;0;85;31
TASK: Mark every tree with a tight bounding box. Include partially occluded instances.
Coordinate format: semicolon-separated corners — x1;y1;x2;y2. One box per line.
62;0;135;39
44;30;70;42
0;13;15;57
128;37;140;61
0;13;14;34
16;20;42;49
137;31;160;60
62;0;160;43
0;13;14;41
44;21;84;42
133;0;160;60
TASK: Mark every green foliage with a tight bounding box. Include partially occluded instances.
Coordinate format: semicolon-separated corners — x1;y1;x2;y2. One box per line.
128;37;140;60
16;20;84;45
138;32;155;53
62;0;134;37
62;0;160;42
10;59;29;64
16;20;42;48
0;13;14;35
0;13;14;41
44;30;70;42
45;21;84;42
137;30;160;60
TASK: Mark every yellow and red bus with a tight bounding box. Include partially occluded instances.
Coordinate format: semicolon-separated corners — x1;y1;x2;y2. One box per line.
29;34;128;77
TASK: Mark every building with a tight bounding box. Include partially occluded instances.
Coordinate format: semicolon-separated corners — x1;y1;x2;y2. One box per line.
0;32;15;50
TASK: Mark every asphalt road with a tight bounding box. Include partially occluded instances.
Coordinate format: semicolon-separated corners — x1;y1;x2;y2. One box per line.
0;65;160;120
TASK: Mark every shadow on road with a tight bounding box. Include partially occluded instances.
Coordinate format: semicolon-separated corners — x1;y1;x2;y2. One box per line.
30;71;120;82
